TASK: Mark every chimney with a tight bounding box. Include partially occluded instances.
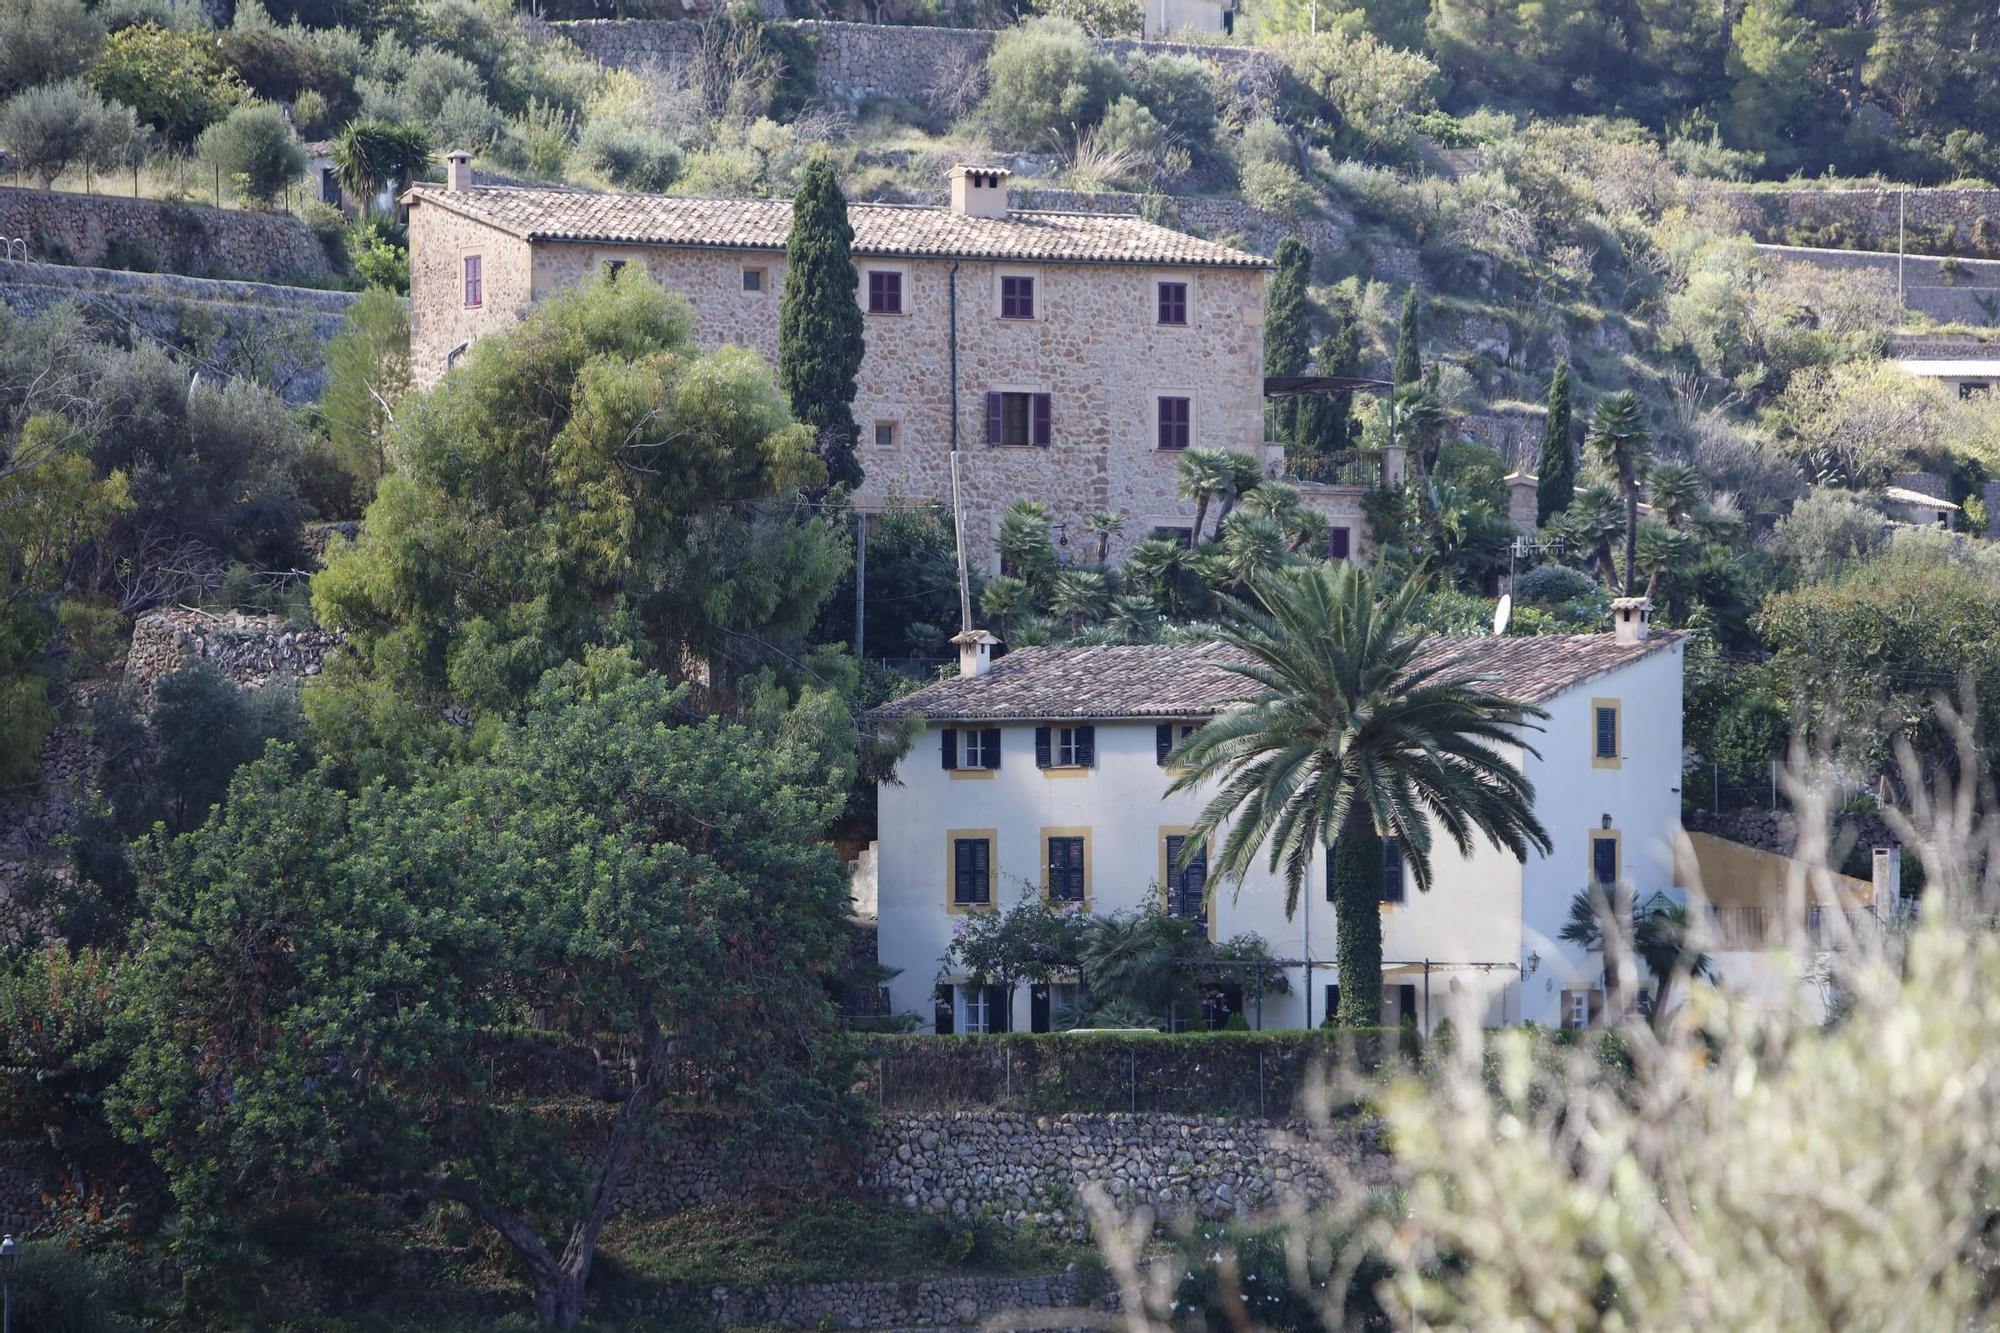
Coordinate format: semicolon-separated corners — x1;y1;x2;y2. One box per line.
446;149;473;192
951;628;1000;679
948;164;1012;220
1610;596;1652;644
1871;845;1902;918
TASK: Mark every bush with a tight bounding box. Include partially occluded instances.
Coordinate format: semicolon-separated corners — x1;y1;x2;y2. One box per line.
197;102;306;206
1124;51;1216;147
980;17;1123;150
1280;27;1438;161
1239;157;1313;218
216;26;352;113
0;0;103;98
0;78;139;186
90;22;246;144
431;86;505;152
348;215;409;291
402;44;481;121
291;87;331;138
1026;0;1140;36
572;116;680;192
1512;562;1597;604
1093;94;1165;162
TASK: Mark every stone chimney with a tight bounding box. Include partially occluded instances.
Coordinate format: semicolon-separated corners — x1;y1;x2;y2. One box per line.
1871;845;1902;918
1503;470;1538;533
1610;596;1652;644
446;149;473;192
951;628;1000;679
948;165;1012;220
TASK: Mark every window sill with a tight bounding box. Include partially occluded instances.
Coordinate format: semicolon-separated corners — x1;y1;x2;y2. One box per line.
1156;445;1191;452
946;898;996;915
1040;765;1091;779
1592;757;1623;769
948;768;997;780
989;442;1048;449
865;308;906;317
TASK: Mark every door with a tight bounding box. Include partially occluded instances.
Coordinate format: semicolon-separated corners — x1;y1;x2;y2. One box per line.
1030;983;1051;1033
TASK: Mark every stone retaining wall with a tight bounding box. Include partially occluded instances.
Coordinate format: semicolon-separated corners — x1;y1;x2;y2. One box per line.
545;18;1276;115
1723;186;2000;257
1754;242;2000;326
616;1270;1110;1329
0;185;333;281
0;258;364;403
123;608;341;697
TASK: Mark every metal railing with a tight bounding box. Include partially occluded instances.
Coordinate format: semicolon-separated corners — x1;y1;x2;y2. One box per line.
1706;904;1885;951
1282;449;1383;488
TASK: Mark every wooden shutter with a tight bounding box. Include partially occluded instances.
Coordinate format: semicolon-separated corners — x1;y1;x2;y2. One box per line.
1032;393;1052;446
1034;726;1052;768
985;392;1002;444
1593;836;1617;885
1075;724;1095;766
1165;834;1186;913
1324;984;1339;1025
941;727;957;769
1382;837;1405;902
1325;848;1336;902
933;985;954;1034
1595;706;1617;758
955;838;990;904
981;727;1001;769
1156;723;1173;765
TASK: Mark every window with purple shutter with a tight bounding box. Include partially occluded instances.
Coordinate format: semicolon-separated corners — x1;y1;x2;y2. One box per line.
987;392;1049;446
463;254;482;308
1157;280;1188;325
867;270;902;314
1032;392;1051;446
1157;396;1191;450
1001;275;1035;319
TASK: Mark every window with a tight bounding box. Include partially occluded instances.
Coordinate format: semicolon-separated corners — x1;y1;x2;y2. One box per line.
1157;280;1188;325
1591;833;1619;886
1382;837;1405;903
1157;395;1192;451
1151;524;1194;549
1592;699;1621;768
1034;724;1094;768
1155;721;1200;765
1561;988;1602;1029
953;836;992;906
963;982;1010;1034
941;726;1001;770
462;254;482;308
319;166;340;205
1961;381;1992;399
1164;833;1208;929
1000;274;1035;319
866;270;903;314
1327;526;1352;560
601;258;628;279
1047;835;1086;902
873;421;896;448
742;266;765;292
986;392;1052;447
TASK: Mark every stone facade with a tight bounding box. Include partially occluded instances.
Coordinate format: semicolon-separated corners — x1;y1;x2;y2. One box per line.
541;18;1277;116
1754;243;2000;326
0;257;364;403
408;196;1289;565
0;186;333;281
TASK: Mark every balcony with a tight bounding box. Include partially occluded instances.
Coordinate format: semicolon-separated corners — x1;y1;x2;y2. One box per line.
1272;447;1384;489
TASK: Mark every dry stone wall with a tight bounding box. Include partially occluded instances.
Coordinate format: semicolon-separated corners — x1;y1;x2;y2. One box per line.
0;258;363;403
0;186;333;281
543;18;1277;115
613;1269;1111;1329
123;608;342;697
1723;187;2000;257
1754;242;2000;326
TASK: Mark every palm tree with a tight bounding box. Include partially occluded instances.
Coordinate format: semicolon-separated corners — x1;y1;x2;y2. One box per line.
1168;564;1554;1027
978;574;1033;639
1559;882;1636;1013
1209;451;1267;539
1634;901;1714;1031
997;500;1056;593
1633;519;1701;602
1175;447;1237;543
1387;383;1447;481
1586;391;1652;594
1125;537;1203;621
1105;593;1160;641
334;119;434;217
1049;569;1109;635
1082;509;1126;565
1560;483;1625;587
1645;459;1704;530
1217;512;1288;590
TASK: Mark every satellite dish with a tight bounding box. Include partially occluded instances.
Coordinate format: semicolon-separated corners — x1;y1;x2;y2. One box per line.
1492;593;1513;636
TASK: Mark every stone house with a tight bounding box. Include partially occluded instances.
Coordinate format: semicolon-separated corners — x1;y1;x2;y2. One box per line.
404;160;1373;566
863;600;1687;1034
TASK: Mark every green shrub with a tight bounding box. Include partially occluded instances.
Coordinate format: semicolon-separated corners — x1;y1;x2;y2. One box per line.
573;116;681;192
1092;93;1166;164
1239;157;1313;218
216;25;352;114
291;86;331;138
431;86;505;152
980;17;1123;150
0;0;103;98
1512;562;1597;603
1026;0;1140;36
0;78;138;186
196;102;307;206
348;216;409;292
1124;51;1216;146
402;44;481;121
90;22;246;144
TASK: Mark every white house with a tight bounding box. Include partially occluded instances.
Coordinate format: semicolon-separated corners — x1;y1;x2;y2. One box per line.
868;601;1685;1035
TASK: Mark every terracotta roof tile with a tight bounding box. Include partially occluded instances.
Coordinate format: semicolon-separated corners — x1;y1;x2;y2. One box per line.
869;633;1680;724
405;185;1272;268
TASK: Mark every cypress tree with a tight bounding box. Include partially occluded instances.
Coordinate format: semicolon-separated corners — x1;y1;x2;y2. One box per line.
779;155;866;492
1536;361;1576;527
1295;292;1360;460
1263;238;1313;445
1393;286;1422;386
